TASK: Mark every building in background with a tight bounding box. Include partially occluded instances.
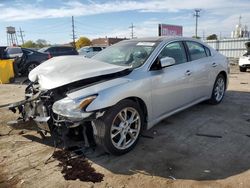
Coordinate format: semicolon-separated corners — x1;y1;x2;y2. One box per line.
231;16;249;38
204;16;250;58
92;37;127;47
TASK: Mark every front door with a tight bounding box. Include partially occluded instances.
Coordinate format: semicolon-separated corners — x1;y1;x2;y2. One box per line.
150;41;194;119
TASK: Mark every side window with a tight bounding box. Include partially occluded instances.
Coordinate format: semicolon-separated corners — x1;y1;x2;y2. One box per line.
204;46;211;56
64;47;71;53
186;41;207;61
158;42;187;64
49;47;57;54
22;49;32;55
93;47;102;52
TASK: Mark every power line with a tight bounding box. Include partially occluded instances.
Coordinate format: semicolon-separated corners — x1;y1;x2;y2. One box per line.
129;23;135;39
72;16;76;48
193;9;201;38
18;27;25;45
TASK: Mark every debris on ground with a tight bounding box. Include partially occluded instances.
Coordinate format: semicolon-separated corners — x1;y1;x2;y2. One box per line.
196;133;222;138
204;170;211;173
52;150;104;183
168;176;176;180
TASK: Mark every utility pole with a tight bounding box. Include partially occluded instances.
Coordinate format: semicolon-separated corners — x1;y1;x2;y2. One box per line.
129;23;135;39
194;9;201;38
18;27;25;45
72;16;76;48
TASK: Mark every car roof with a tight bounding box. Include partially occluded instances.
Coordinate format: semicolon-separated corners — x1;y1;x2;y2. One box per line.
127;36;203;43
49;45;74;48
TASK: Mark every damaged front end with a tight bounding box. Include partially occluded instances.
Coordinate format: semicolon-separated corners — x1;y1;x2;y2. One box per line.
5;66;131;149
7;81;100;148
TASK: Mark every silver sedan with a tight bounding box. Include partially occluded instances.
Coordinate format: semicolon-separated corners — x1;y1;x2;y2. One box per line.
8;37;229;155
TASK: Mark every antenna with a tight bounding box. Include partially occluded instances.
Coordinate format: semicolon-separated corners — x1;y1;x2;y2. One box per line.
72;16;76;48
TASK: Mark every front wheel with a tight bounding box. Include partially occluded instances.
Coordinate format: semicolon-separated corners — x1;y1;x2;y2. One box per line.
239;66;247;72
93;99;144;155
208;74;226;105
27;63;38;74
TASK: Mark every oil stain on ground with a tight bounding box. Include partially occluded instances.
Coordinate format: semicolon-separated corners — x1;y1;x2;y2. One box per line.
53;150;104;183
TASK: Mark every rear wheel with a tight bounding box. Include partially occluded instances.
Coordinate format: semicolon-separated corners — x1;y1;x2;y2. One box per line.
93;99;144;155
208;74;226;104
239;66;247;72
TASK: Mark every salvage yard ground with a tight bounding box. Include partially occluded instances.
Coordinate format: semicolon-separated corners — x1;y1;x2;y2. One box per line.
0;65;250;188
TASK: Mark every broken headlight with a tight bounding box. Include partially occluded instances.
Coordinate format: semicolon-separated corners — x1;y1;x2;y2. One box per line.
52;95;97;120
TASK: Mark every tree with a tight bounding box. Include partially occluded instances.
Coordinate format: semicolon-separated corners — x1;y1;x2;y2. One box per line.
36;39;48;48
75;37;91;49
206;34;218;40
192;36;201;39
21;39;50;49
21;40;37;48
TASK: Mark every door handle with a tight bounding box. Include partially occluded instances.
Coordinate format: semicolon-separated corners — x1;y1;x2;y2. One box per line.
212;62;217;67
185;70;192;76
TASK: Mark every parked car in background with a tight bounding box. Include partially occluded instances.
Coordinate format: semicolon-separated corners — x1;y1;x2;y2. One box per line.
0;46;7;59
8;37;229;155
4;47;23;58
78;46;105;58
38;45;78;57
14;48;50;75
239;41;250;72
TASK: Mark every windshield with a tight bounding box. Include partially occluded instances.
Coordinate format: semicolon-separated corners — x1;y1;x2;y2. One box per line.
78;47;90;53
92;41;158;68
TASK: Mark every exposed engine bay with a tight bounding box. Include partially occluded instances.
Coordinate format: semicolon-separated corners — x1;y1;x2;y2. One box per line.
6;68;131;149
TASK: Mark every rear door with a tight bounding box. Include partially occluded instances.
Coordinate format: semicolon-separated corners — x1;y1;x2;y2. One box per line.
185;41;212;99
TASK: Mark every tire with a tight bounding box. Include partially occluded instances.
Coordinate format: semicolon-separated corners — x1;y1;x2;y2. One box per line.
93;99;144;155
26;63;38;75
208;74;226;105
239;66;247;72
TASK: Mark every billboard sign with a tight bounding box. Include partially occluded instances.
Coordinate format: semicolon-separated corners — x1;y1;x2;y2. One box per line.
158;24;183;37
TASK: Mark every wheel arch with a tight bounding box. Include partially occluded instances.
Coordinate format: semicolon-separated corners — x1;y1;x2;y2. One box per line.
25;61;40;74
105;97;148;130
218;70;228;89
125;97;148;124
25;61;40;69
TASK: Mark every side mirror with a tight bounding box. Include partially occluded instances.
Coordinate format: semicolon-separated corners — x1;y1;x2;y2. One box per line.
160;57;175;68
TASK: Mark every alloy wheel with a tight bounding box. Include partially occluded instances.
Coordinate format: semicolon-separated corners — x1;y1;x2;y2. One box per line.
110;107;141;150
214;77;225;102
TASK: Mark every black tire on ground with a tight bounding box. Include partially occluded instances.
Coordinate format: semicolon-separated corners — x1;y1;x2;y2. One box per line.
239;66;247;72
26;63;39;75
93;99;144;155
208;74;226;105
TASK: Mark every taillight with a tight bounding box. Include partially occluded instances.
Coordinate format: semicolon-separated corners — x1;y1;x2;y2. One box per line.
48;53;51;59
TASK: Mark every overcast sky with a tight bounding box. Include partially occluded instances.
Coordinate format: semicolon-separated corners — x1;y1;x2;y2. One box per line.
0;0;249;45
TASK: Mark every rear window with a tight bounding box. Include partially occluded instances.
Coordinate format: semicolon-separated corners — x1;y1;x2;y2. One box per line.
186;41;207;61
6;47;22;54
93;47;102;52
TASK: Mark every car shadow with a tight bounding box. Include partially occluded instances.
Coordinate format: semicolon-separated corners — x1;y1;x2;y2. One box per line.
20;90;250;181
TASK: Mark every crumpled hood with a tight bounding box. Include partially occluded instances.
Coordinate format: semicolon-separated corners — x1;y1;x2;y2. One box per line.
29;56;130;90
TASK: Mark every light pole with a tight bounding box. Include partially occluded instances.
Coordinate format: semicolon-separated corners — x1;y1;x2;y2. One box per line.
194;9;201;38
